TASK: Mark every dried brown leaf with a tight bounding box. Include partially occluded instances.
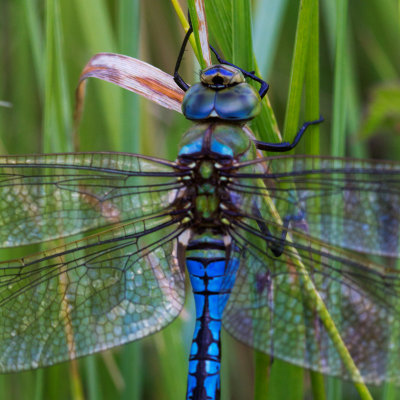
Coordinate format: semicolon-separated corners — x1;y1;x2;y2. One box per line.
194;0;211;66
75;53;184;130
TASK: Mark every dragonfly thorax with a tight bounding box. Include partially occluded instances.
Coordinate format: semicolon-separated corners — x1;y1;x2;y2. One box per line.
176;157;225;231
195;161;221;222
177;122;256;233
178;122;256;160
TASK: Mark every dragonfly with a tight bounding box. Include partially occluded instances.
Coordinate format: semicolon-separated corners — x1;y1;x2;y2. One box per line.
2;23;400;400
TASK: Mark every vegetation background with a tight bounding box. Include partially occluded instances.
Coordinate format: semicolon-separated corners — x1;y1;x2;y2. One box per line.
1;0;400;399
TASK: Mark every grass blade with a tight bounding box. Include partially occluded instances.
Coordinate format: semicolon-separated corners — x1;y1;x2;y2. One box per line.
331;0;347;157
253;0;290;77
22;0;45;92
43;0;72;153
71;0;120;149
232;0;253;70
118;0;141;154
283;0;314;143
304;3;325;399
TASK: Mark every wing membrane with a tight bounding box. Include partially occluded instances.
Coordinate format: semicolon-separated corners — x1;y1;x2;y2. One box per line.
220;155;400;383
224;155;400;257
0;214;186;372
223;222;400;384
0;152;186;247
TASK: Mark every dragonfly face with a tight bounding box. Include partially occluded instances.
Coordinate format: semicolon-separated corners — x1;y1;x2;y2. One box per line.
201;64;245;88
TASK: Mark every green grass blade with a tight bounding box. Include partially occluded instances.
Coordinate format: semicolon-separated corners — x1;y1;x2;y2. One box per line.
283;0;314;143
34;369;44;400
117;3;143;398
43;2;83;399
328;16;347;398
22;0;45;93
253;352;271;399
253;0;289;77
121;343;142;400
204;0;232;59
43;0;72;153
327;8;347;395
344;40;365;158
232;0;268;143
118;0;141;153
304;3;325;399
304;0;321;156
187;0;208;68
84;356;102;400
321;0;336;56
265;5;312;397
267;360;304;399
331;0;347;157
155;321;187;400
328;1;373;399
310;371;327;400
280;5;316;395
232;0;253;70
43;8;78;396
71;0;120;149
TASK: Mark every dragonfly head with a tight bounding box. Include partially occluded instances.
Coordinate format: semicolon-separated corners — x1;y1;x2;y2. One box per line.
182;64;261;122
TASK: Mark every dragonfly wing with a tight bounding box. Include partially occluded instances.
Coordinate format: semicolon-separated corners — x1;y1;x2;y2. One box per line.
0;214;186;372
0;153;186;247
224;156;400;258
221;155;400;383
223;224;400;384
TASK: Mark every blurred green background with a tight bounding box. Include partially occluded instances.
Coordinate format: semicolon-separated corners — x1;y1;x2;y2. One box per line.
0;0;400;399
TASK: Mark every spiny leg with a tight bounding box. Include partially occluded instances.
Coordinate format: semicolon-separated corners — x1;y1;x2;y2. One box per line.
254;117;324;152
252;204;306;257
173;21;193;91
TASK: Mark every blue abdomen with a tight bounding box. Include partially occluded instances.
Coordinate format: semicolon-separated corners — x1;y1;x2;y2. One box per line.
185;237;239;400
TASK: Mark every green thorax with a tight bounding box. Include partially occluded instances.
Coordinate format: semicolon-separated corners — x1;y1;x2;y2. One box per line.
178;122;257;161
177;122;257;227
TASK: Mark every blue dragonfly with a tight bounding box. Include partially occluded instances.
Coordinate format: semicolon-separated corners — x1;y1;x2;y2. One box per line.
1;22;400;400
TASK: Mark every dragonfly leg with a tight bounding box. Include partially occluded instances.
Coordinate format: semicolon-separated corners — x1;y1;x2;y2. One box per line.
254;117;324;152
209;45;269;99
173;22;193;91
254;206;306;257
174;14;269;98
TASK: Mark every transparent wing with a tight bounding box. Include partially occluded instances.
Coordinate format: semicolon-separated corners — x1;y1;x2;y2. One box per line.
0;152;186;247
0;214;186;372
224;227;400;384
223;156;400;257
221;156;400;384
